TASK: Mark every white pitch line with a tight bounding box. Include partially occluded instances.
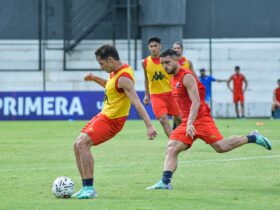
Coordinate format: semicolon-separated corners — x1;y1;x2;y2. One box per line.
0;154;280;172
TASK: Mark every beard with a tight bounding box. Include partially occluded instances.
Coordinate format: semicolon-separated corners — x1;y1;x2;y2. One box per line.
165;66;176;74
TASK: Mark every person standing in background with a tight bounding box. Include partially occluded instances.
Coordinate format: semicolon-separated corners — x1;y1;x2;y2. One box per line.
199;68;227;105
142;37;181;136
227;66;248;119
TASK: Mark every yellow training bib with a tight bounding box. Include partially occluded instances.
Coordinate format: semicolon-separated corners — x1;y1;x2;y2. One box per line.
102;64;134;119
144;56;172;94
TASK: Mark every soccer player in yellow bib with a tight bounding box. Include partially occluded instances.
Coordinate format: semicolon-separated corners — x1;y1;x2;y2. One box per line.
73;44;157;199
173;41;194;73
142;37;181;137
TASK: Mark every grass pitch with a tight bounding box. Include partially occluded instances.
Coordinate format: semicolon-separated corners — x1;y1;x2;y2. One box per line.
0;119;279;210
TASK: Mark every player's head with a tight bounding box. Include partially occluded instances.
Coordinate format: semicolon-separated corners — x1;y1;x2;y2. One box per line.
200;68;206;76
235;65;240;73
173;42;184;57
148;36;162;57
159;49;179;74
278;79;280;87
95;44;120;73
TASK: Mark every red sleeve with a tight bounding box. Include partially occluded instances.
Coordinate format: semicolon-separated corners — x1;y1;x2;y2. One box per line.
115;73;134;93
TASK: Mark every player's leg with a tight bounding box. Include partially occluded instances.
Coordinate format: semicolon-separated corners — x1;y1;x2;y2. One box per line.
73;133;96;199
150;94;172;137
166;94;181;130
146;140;189;190
240;103;245;118
210;135;247;152
147;123;192;190
74;133;88;179
158;114;172;137
235;102;240;118
198;115;272;152
164;140;189;172
75;133;94;179
240;95;245;118
211;131;272;153
271;103;276;119
233;94;240;118
73;113;123;199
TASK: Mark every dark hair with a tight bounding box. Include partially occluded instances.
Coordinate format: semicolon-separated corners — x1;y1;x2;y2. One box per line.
148;36;161;44
200;68;206;72
278;79;280;82
235;65;240;70
95;44;120;60
173;41;183;49
159;49;178;58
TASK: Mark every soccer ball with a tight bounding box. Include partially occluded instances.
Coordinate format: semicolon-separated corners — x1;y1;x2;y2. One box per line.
52;176;74;198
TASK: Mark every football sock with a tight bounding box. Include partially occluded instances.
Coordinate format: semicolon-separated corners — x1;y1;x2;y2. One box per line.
82;178;94;187
247;135;256;143
162;171;173;184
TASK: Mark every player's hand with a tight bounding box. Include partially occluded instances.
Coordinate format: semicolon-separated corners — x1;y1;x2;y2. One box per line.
84;72;95;81
147;124;157;140
186;123;196;139
143;96;150;105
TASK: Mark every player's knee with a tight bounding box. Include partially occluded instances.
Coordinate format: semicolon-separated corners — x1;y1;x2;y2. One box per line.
73;142;78;152
166;144;180;156
75;136;88;151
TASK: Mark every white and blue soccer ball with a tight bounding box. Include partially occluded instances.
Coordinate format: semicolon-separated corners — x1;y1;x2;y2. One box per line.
52;176;74;198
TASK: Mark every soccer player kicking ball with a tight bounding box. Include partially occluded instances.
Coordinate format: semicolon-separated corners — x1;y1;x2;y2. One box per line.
146;49;272;190
73;44;157;199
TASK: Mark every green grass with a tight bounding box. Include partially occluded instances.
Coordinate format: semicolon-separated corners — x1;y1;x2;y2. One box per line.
0;119;279;210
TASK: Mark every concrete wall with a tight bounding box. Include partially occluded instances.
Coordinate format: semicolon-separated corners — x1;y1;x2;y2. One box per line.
0;38;279;117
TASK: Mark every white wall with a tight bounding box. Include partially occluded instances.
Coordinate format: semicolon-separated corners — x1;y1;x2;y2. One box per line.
0;38;279;117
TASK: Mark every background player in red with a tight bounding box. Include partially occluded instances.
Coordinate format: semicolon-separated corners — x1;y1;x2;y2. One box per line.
73;44;157;199
227;66;248;118
172;41;194;73
146;49;272;190
271;79;280;119
142;37;181;137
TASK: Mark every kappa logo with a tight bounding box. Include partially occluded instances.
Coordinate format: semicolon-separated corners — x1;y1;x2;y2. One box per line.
151;71;165;81
210;134;217;139
104;93;109;105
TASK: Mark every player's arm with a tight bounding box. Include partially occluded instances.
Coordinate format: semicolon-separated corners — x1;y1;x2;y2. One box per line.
216;78;227;82
227;76;233;92
118;76;157;140
182;74;200;139
243;76;248;93
142;60;150;105
84;72;107;88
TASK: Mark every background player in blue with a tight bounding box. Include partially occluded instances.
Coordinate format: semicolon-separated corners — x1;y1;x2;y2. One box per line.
198;68;227;105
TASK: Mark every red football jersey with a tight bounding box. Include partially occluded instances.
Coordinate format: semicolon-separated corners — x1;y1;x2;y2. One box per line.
230;73;245;93
171;68;210;122
275;87;280;102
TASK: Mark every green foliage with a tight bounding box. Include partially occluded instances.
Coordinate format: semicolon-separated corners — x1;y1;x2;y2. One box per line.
0;119;279;210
